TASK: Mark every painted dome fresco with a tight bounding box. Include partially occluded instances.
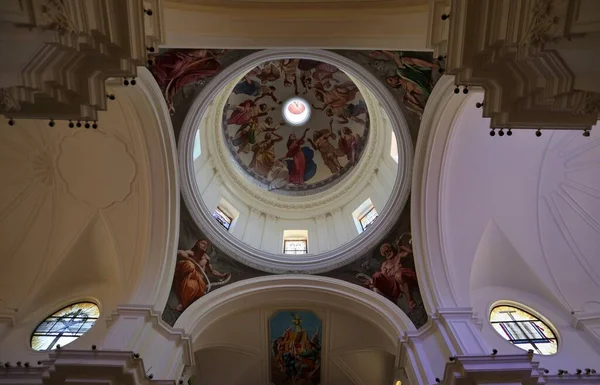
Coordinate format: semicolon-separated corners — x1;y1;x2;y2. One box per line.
223;58;370;194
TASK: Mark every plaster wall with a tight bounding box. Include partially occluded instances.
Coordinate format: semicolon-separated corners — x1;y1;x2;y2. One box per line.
162;1;429;50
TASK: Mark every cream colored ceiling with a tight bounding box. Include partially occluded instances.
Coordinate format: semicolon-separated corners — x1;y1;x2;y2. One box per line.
193;307;396;385
0;85;152;321
169;0;426;5
162;1;429;50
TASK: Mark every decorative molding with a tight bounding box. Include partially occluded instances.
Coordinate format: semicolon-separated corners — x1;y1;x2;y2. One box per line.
0;87;21;112
106;305;194;363
0;349;176;385
439;353;541;385
431;0;600;130
40;0;78;34
179;49;413;274
520;0;565;46
0;0;166;123
411;74;467;310
124;68;179;311
574;91;600;116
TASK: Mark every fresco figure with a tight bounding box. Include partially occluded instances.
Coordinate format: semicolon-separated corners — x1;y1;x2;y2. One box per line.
250;132;283;178
231;117;283;154
174;239;231;312
255;61;282;84
151;49;224;114
233;77;279;103
364;235;418;309
227;100;274;126
270;311;321;385
370;50;436;116
337;126;363;164
308;120;345;174
314;99;368;125
268;160;290;191
312;81;360;122
281;59;300;95
281;128;313;185
297;59;321;94
311;62;340;88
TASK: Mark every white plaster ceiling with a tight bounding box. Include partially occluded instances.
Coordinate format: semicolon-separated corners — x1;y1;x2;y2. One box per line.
439;91;600;314
0;85;153;323
169;0;426;4
192;306;396;385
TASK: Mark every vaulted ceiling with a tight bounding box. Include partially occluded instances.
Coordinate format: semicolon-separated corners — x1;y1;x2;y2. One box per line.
0;82;154;323
193;306;396;385
441;92;600;315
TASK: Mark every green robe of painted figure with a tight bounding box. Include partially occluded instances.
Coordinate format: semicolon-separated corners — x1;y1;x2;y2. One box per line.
393;55;433;97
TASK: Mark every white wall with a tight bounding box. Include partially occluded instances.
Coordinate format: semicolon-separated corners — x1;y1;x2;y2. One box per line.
436;90;600;369
195;159;395;254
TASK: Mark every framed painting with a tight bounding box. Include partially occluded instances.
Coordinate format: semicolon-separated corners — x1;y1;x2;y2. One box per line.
269;310;322;385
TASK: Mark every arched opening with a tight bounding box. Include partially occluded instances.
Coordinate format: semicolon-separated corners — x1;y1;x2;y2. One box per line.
175;276;421;385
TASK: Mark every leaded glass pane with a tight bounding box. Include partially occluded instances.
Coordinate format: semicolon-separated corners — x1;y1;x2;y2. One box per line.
489;304;557;356
31;302;99;351
359;207;378;231
284;239;308;254
213;207;232;230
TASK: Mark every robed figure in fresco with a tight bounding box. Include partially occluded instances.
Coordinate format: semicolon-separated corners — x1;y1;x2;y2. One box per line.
250;132;283;178
151;49;225;114
360;233;418;310
282;128;316;185
174;239;231;312
369;50;437;116
308;120;345;174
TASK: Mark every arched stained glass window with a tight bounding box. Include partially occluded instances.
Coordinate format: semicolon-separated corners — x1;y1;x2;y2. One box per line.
31;302;99;351
490;304;558;355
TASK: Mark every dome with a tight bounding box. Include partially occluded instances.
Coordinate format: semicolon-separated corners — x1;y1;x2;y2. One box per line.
179;49;413;273
222;59;370;195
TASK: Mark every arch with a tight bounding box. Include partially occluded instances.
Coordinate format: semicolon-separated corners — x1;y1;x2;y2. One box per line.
175;276;423;385
411;74;468;310
122;68;180;310
178;49;413;274
0;67;178;362
175;275;416;347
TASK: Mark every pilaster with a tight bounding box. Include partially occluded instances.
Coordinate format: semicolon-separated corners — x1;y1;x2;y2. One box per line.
435;308;489;355
572;312;600;354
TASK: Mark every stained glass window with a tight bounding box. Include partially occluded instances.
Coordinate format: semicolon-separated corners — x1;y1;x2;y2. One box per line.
490;304;558;355
31;302;100;351
359;206;378;231
213;207;232;230
284;239;308;254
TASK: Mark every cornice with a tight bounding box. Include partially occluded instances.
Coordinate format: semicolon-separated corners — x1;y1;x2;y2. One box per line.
179;49;413;274
106;305;194;368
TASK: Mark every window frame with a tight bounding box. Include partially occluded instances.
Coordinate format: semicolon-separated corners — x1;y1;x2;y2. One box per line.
358;206;378;231
283;238;308;255
30;302;100;351
212;206;233;231
489;304;558;355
